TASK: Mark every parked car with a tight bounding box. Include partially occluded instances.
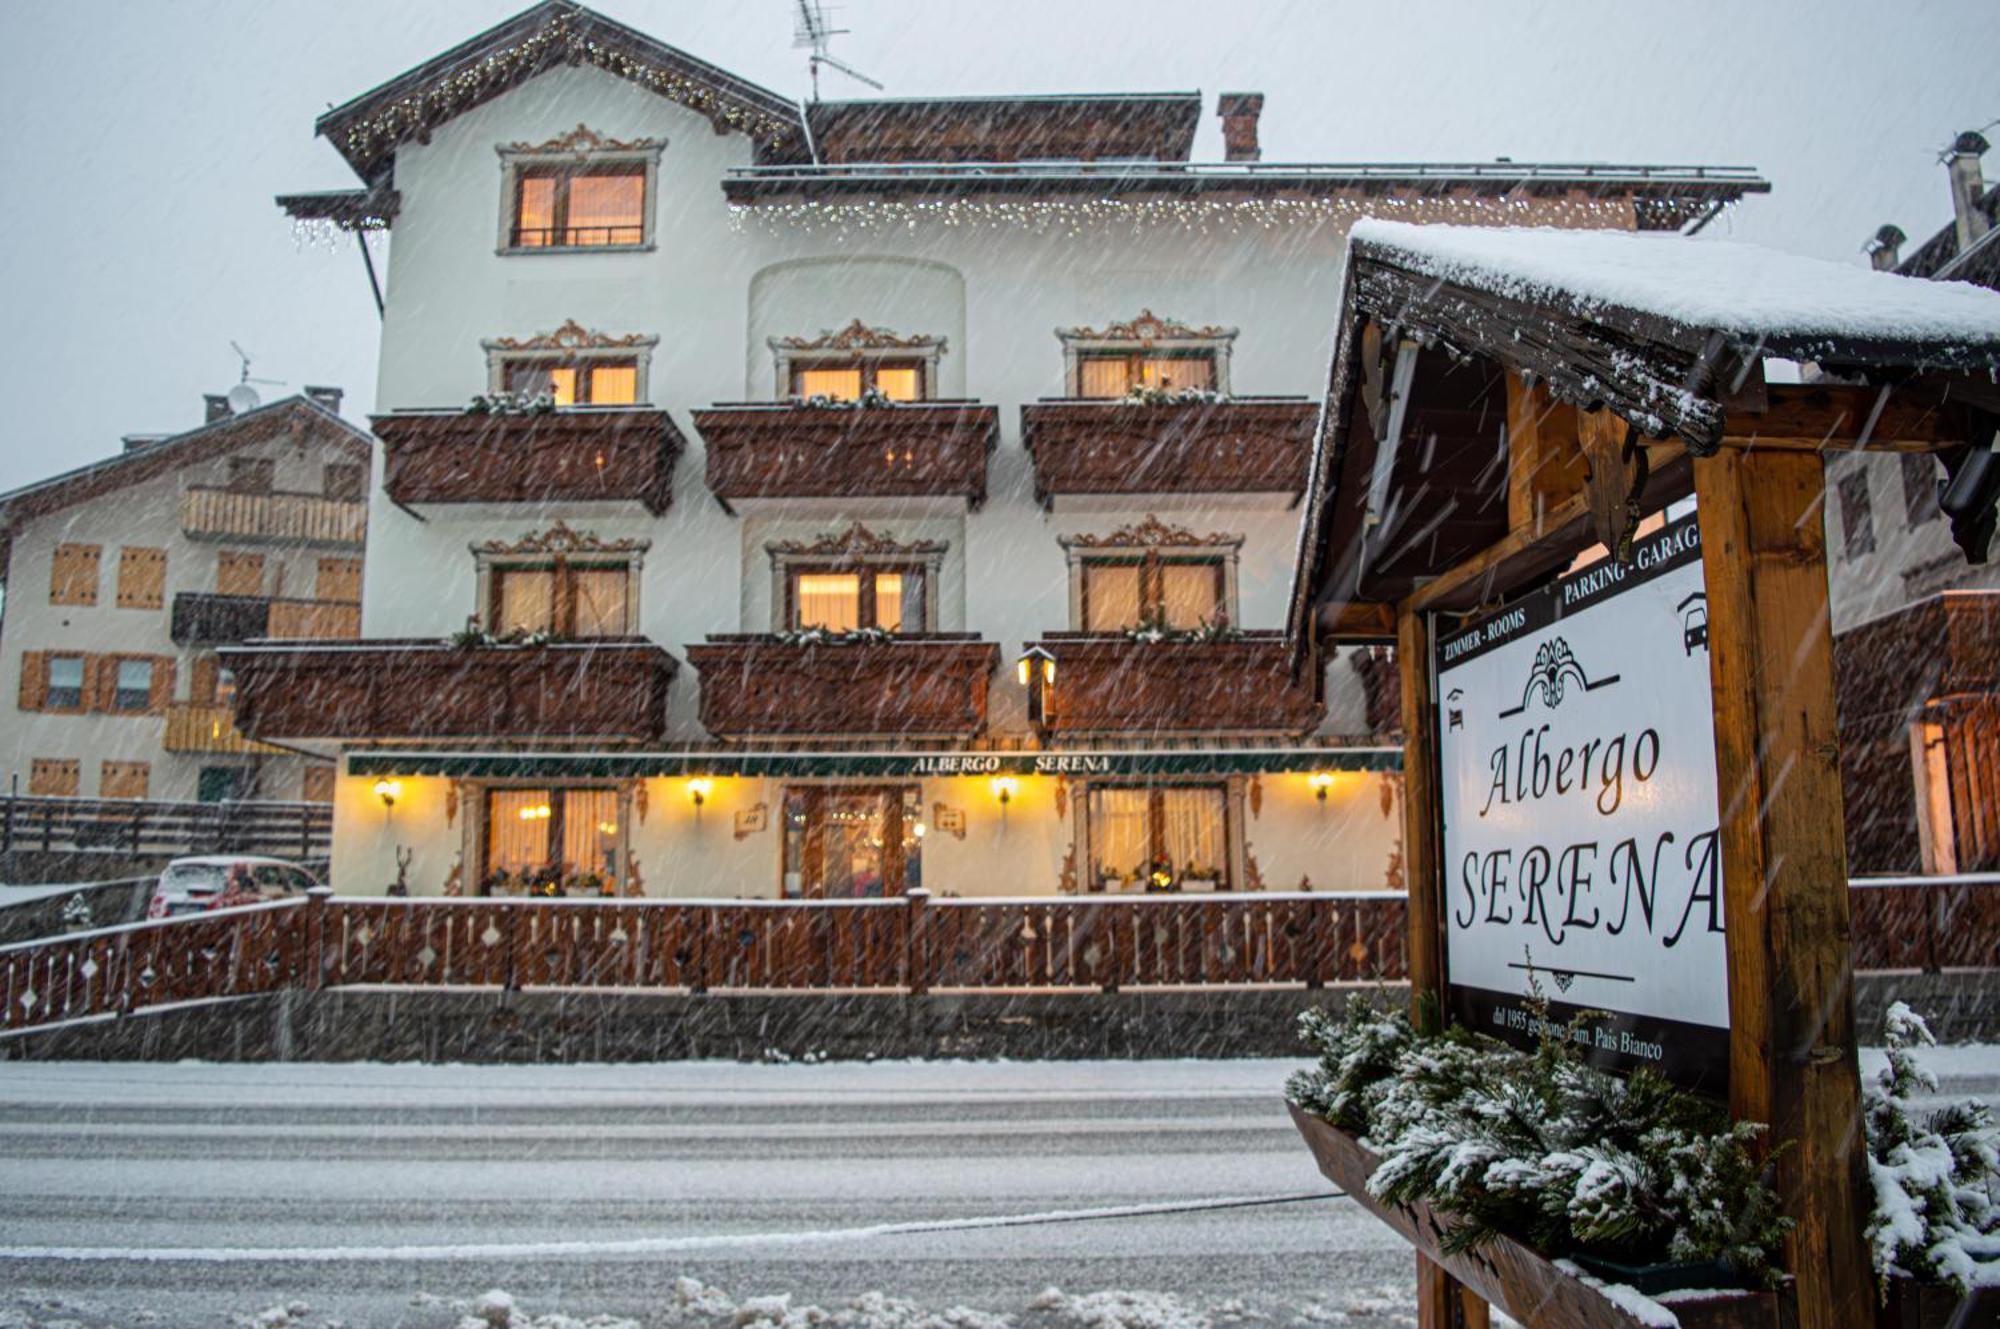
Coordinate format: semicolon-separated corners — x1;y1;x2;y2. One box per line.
146;856;320;919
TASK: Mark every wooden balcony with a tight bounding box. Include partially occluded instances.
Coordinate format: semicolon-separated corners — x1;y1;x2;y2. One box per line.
1031;631;1323;737
180;486;366;547
162;703;289;756
1020;397;1317;504
171;593;360;646
222;638;678;742
686;634;999;740
375;408;683;514
692;401;998;508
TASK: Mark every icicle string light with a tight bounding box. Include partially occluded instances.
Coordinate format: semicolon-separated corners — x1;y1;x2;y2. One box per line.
728;194;1701;239
290;219;391;253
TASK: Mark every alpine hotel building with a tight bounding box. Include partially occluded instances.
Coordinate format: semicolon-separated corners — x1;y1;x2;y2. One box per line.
237;2;1767;901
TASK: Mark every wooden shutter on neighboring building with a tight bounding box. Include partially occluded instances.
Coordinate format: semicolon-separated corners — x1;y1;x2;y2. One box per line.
29;758;79;797
147;656;176;713
18;651;45;711
115;546;168;609
99;760;149;800
191;655;219;706
82;655;111;713
301;765;336;803
316;557;364;604
217;551;265;597
49;543;100;606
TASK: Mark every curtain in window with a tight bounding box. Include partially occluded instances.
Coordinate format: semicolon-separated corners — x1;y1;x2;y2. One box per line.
795;367;863;400
114;659;154;710
1078;358;1129;398
567;172;644;242
572;567;629;637
561;788;620;879
514;176;557;244
898;571;926;631
1139;356;1215;391
495;568;555;632
487;789;552;874
1084;564;1143;630
1088;787;1150;888
795;573;860;630
868;572;907;632
588;363;638;404
1161;561;1222;628
1160;787;1227;884
874;366;921;401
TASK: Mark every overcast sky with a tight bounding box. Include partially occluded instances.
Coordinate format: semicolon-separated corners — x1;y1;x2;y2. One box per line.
1;0;1994;492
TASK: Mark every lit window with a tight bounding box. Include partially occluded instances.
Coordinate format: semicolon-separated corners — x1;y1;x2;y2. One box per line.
113;659;154;712
1077;352;1217;399
490;562;632;638
510;166;645;248
782;785;923;898
1087;784;1229;891
789;566;925;632
501;358;640;406
484;787;621;888
1081;556;1223;630
789;359;926;402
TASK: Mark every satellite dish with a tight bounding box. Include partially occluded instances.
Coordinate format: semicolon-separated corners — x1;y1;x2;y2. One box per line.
226;383;262;415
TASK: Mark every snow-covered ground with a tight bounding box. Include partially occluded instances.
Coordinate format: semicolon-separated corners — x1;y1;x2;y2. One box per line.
0;1050;1990;1329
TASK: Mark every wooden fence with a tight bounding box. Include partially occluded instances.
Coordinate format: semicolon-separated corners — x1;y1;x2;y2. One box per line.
2;878;1993;1038
0;796;331;862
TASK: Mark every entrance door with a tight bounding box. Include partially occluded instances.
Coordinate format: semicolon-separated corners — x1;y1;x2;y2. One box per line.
782;785;924;897
198;766;249;803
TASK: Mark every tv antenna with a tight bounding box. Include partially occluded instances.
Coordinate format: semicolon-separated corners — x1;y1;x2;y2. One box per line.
227;341;288;414
794;0;882;101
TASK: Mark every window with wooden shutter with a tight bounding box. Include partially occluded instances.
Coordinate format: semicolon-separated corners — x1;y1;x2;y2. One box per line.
301;765;336;803
41;655;86;712
322;463;366;501
49;543;100;606
316;557;363;604
116;546;168;609
99;760;149;800
227;457;275;494
217;551;265;597
29;759;79;797
191;655;220;706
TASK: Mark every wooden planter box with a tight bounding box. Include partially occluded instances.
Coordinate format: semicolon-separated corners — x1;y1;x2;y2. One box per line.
1033;632;1323;737
1020;397;1316;504
686;635;998;740
221;638;678;742
694;401;998;508
375;408;683;514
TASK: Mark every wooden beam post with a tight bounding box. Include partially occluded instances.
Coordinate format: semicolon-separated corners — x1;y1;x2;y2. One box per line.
1505;376;1588;539
1693;446;1871;1329
1396;604;1486;1329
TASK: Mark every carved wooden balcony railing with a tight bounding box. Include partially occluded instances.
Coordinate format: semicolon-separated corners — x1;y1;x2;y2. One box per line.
692;401;999;508
686;634;999;740
1020;397;1317;504
1031;631;1323;737
171;593;361;646
179;486;367;547
221;638;678;742
375;408;683;514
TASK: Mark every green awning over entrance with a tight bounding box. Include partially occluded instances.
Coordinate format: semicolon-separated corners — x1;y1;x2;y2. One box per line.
345;747;1401;780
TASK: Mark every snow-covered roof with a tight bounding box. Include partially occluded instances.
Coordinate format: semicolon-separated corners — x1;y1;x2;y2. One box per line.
1349;219;2000;346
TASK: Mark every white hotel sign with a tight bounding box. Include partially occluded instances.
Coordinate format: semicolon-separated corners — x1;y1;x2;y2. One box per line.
1434;513;1728;1086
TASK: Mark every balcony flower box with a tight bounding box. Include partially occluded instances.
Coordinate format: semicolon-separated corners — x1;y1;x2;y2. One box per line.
1031;631;1323;737
692;400;998;508
1020;396;1317;505
686;634;998;740
220;638;677;742
375;407;682;514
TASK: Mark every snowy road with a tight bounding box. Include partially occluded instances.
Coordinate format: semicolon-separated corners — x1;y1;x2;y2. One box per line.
0;1057;1419;1329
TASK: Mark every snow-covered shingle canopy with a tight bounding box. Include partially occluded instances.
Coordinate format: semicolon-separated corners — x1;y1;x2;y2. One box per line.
1348;219;2000;346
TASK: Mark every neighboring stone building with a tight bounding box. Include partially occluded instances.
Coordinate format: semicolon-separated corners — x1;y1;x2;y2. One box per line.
240;0;1764;901
1824;130;2000;875
0;391;372;805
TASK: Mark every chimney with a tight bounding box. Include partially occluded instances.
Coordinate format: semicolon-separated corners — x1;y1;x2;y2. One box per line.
1866;223;1906;271
1947;130;1991;254
303;385;344;414
1217;92;1264;163
122;434;166;453
204;394;232;424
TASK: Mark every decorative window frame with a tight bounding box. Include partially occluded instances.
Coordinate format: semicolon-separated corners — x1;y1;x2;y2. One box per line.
768;320;948;401
1058;515;1244;631
1071;775;1249;894
470;520;651;636
765;522;947;633
1055;310;1238;397
495;125;664;255
463;778;633;891
482;319;659;402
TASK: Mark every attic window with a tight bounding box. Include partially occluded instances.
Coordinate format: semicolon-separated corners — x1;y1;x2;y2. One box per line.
497;127;663;254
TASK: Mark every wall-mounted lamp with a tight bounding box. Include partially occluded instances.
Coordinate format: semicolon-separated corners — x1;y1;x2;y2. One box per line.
373;778;402;810
1309;771;1335;805
1016;646;1057;731
688;778;713;817
992;776;1018;808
